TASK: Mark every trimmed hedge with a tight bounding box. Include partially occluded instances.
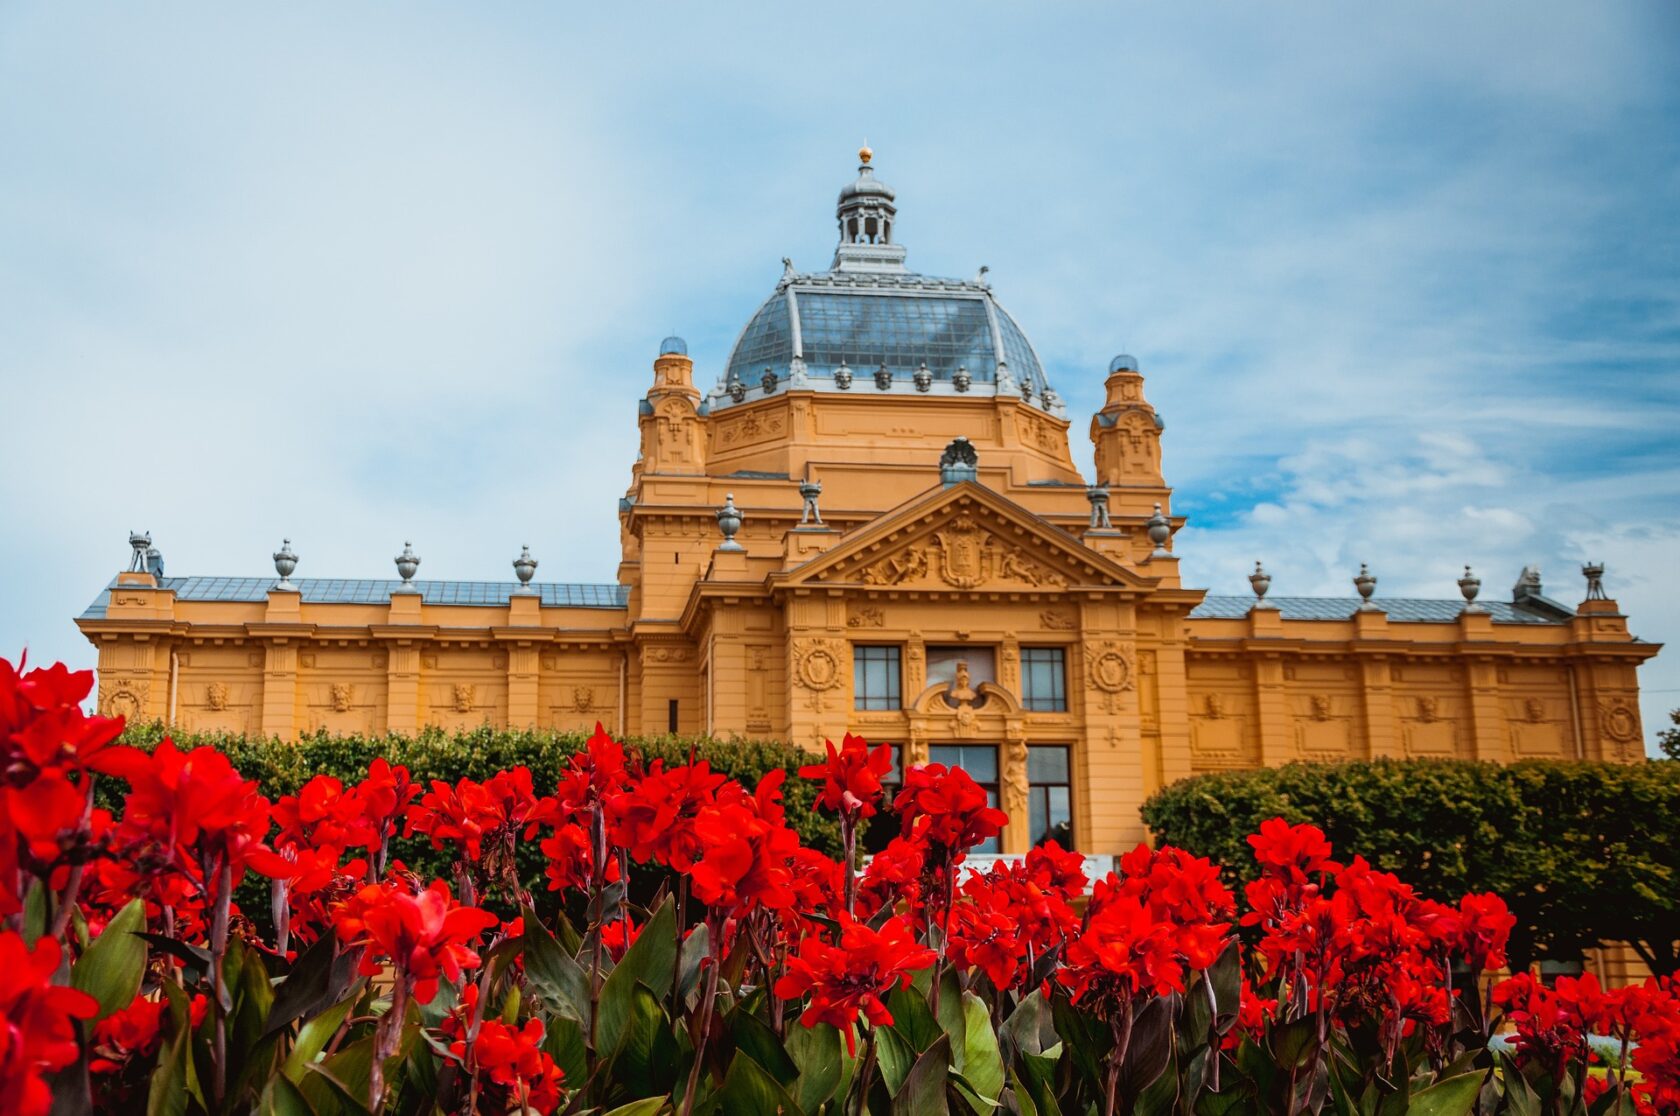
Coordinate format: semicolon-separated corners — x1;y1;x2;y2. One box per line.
105;723;840;926
1141;757;1680;975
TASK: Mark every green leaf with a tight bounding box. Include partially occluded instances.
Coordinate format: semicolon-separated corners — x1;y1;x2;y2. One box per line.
734;1011;800;1087
1019;1050;1062;1116
678;921;710;1008
598;897;678;1057
1000;989;1054;1058
1405;1071;1486;1116
1500;1055;1542;1116
612;982;669;1089
892;1033;951;1116
283;995;356;1083
543;1014;588;1090
521;906;592;1025
22;878;47;941
267;933;358;1038
301;1036;376;1116
1008;1068;1041;1116
602;1100;668;1116
1208;940;1243;1032
72;897;147;1020
1269;1015;1318;1071
1051;992;1109;1087
885;984;942;1054
258;1074;319;1116
1120;994;1175;1099
956;991;1005;1111
146;1021;190;1116
876;1025;918;1096
717;1048;803;1116
786;1021;844;1116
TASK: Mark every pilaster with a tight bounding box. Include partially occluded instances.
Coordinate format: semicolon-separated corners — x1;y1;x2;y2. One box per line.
1464;658;1506;761
260;640;298;740
1358;655;1398;759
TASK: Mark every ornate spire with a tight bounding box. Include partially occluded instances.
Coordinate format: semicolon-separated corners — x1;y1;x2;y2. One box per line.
833;146;908;274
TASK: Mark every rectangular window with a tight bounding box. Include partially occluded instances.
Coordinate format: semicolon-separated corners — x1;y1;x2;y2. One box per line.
853;645;902;711
1021;647;1068;712
928;744;1001;854
667;699;679;734
1028;745;1073;847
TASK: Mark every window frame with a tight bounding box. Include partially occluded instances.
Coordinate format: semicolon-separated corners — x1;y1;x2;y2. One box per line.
1020;645;1069;712
852;644;903;711
1026;743;1074;848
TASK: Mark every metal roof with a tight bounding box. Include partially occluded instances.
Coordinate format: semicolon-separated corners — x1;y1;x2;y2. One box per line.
79;576;628;619
1188;596;1568;624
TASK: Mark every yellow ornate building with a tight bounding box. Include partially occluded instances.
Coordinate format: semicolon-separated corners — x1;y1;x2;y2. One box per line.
77;150;1660;858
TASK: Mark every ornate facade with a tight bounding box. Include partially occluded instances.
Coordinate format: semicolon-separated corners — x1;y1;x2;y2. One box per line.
77;150;1660;857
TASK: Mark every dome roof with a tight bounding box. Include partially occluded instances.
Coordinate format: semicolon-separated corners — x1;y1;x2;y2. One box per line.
722;273;1052;403
658;335;688;356
715;150;1057;413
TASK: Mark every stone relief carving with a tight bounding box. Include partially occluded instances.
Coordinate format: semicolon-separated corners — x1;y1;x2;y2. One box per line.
1598;699;1640;744
1003;735;1030;820
644;646;691;664
1204;693;1224;719
1523;698;1544;724
1085;641;1135;713
331;683;353;713
860;515;1068;590
571;686;594;713
452;684;475;714
1310;694;1332;722
206;682;229;711
847;605;886;628
1039;609;1076;630
100;682;146;721
793;638;845;713
1417;696;1439;723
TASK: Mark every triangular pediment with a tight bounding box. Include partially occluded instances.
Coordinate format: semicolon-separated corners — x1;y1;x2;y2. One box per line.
779;482;1157;593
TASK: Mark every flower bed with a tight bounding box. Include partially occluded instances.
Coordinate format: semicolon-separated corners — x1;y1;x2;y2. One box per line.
3;655;1677;1115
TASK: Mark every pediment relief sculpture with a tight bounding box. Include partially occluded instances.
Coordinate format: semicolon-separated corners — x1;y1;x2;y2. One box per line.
857;514;1069;590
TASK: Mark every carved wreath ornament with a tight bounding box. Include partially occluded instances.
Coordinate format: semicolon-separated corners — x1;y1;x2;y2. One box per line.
1086;641;1135;694
794;639;844;692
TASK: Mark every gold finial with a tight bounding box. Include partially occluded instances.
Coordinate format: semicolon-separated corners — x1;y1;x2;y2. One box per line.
858;142;873;165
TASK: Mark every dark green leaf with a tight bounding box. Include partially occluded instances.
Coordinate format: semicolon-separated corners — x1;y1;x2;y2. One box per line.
1405;1071;1485;1116
1269;1016;1319;1070
786;1021;844;1116
258;1075;319;1116
71;897;147;1020
1051;992;1109;1087
521;906;592;1025
885;984;942;1055
956;991;1004;1110
612;982;669;1090
1120;994;1175;1099
1208;940;1243;1032
602;1101;668;1116
598;897;678;1056
542;1014;588;1090
1019;1051;1062;1116
891;1033;951;1116
147;1022;191;1116
283;996;356;1083
1000;989;1053;1058
875;1025;917;1096
717;1048;803;1116
734;1011;799;1087
266;932;356;1038
134;931;212;975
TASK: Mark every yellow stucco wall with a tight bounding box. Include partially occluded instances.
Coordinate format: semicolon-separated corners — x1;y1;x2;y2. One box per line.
77;350;1660;857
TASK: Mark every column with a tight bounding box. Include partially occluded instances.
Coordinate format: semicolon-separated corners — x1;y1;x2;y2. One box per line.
1359;657;1398;759
506;643;539;729
260;640;298;740
387;643;421;735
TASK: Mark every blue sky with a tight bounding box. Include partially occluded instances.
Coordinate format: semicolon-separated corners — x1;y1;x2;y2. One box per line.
2;3;1676;750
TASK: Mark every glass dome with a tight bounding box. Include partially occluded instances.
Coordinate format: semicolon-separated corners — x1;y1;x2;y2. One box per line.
723;277;1050;398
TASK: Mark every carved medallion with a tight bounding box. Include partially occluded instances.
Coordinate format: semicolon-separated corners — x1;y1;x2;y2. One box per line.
1086;641;1135;713
935;515;991;588
1598;699;1640;744
794;639;844;692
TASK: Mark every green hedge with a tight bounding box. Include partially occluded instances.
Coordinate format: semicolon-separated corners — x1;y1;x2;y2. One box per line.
104;723;839;927
1141;757;1680;975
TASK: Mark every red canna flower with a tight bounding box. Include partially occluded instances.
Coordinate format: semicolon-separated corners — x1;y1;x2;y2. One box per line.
1454;891;1515;972
689;775;801;916
1060;893;1195;1011
892;763;1008;858
117;738;273;866
799;733;895;819
600;918;641;962
774;915;936;1054
334;880;499;1005
271;775;377;852
90;992;168;1073
443;987;565;1115
1247;817;1339;885
0;932;100;1116
606;757;731;871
